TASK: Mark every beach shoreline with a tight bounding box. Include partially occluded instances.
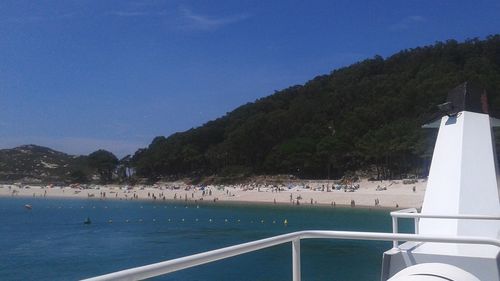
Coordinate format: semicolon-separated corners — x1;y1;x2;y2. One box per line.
0;179;426;209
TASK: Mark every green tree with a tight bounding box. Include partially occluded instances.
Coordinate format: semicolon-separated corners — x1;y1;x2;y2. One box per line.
69;170;89;184
88;150;118;183
130;36;500;180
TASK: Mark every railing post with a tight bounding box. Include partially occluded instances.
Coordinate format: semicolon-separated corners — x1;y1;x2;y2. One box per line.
392;216;398;249
414;217;420;234
292;239;301;281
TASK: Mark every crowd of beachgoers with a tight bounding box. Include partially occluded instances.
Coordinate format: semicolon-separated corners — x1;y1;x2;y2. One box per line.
0;178;426;208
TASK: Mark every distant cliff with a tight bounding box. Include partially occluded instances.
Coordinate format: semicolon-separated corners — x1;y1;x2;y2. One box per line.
132;36;500;180
0;145;89;183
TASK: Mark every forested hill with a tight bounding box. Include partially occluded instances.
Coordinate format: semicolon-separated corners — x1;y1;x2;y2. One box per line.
132;36;500;180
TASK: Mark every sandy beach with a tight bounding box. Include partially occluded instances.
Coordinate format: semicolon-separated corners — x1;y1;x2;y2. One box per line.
0;179;426;209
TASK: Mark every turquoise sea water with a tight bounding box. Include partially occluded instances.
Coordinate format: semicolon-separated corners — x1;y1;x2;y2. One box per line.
0;197;412;281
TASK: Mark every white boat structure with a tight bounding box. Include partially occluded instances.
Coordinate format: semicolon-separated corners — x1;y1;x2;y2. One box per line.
84;82;500;281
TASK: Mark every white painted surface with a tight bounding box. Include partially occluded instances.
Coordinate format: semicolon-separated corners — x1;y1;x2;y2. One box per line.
420;111;500;238
411;242;499;258
388;263;480;281
458;112;500;237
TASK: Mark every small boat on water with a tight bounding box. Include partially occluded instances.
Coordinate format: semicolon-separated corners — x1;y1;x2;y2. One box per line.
24;204;32;210
84;217;91;225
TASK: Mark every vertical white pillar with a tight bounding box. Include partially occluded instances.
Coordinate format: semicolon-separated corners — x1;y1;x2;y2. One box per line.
292;239;301;281
392;216;399;248
420;112;500;237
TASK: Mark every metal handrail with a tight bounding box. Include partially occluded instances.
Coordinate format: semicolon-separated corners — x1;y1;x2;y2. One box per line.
390;209;500;220
389;208;500;247
390;208;419;247
82;230;500;281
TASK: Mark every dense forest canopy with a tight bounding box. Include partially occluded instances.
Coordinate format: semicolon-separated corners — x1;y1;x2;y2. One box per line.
131;36;500;181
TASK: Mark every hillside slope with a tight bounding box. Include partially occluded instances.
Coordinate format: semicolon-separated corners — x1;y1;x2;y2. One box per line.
132;36;500;180
0;145;88;183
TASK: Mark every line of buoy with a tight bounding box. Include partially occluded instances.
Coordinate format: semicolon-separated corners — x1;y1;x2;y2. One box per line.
85;217;289;225
40;205;204;210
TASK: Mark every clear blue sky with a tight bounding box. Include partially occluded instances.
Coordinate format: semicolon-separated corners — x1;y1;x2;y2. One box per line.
1;0;499;157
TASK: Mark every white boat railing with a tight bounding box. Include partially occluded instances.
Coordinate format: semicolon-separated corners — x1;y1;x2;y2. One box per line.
390;208;500;247
82;230;500;281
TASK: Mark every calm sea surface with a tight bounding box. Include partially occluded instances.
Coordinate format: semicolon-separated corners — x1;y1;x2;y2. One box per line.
0;197;413;281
